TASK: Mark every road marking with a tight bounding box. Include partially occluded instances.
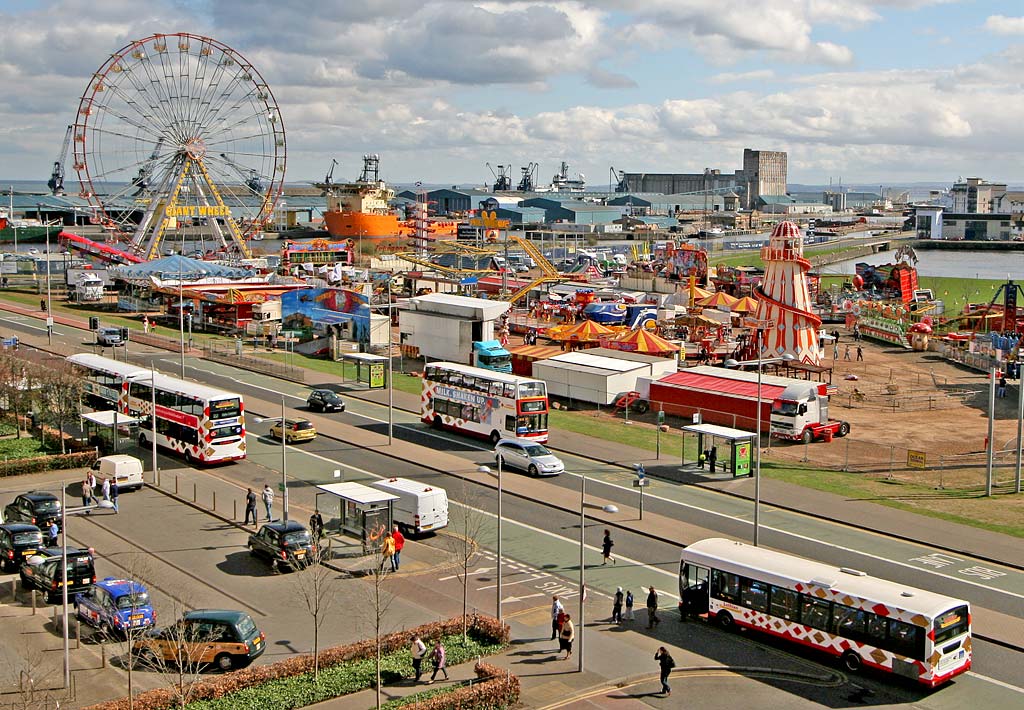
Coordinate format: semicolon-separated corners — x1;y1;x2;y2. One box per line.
0;315;47;332
966;671;1024;694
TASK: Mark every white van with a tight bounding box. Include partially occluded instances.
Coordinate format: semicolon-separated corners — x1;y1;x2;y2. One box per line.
369;477;449;536
91;454;145;492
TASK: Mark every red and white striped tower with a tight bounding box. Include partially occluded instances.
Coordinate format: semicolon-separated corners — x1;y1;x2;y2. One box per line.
753;221;822;365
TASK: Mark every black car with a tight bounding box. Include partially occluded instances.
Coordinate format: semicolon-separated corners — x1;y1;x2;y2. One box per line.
247;522;316;571
306;389;345;412
0;524;43;572
20;546;97;603
3;492;62;530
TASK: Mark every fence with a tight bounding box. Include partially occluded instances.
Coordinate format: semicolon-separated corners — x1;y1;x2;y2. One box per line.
202;342;306;382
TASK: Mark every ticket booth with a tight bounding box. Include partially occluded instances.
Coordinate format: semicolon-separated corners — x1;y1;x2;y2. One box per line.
315;481;398;551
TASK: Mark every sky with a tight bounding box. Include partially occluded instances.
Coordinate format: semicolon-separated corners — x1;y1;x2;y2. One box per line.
3;0;1024;189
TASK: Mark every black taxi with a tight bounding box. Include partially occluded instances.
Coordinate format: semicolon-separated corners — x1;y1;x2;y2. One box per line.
19;546;97;603
247;521;316;571
0;523;44;572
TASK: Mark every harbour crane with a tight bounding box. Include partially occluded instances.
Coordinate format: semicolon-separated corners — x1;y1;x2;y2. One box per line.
131;137;166;196
486;163;512;192
323;159;339;189
517;163;538;192
48;125;73;196
609;167;628;193
218;152;263;193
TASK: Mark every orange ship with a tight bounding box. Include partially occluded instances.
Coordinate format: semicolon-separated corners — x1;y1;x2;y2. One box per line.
316;154;458;240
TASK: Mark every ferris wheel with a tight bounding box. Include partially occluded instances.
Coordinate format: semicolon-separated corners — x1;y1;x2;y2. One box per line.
72;32;286;260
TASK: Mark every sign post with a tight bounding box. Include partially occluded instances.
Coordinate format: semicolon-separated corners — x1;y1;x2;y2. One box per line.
633;464;649;519
656;410;665;459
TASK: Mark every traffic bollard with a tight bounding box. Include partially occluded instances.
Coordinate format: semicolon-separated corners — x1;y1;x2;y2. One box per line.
75;616;80;649
233;499;237;521
31;589;36;614
102;643;107;668
193;482;197;502
9;579;14;601
175;475;179;495
52;605;57;628
213;490;217;511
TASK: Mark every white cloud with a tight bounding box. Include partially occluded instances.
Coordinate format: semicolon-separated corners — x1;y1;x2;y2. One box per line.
983;15;1024;36
709;70;777;84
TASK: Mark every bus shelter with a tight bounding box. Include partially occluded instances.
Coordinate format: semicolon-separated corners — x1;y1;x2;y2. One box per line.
80;410;145;455
341;353;388;389
681;423;756;478
315;481;397;551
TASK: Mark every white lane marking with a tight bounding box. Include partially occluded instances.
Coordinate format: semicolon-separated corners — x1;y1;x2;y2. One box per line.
175;362;309;401
966;672;1024;694
0;315;47;332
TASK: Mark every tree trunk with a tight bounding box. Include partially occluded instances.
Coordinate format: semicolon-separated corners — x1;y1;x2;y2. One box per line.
59;421;66;454
313;616;319;680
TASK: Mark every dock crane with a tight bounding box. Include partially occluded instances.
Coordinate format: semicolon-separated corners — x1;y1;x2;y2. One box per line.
218;152;263;193
48;125;73;196
609;167;628;193
321;159;339;193
486;163;512;192
131;137;166;196
517;163;538;192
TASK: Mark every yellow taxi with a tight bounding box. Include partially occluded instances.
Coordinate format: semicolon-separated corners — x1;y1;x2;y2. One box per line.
269;418;317;443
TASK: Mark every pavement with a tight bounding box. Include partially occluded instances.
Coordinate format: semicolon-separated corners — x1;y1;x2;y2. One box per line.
2;299;1024;708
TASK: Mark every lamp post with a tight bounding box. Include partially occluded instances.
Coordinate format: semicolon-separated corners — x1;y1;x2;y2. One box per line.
725;329;792;547
387;281;393;444
41;205;53;344
477;457;503;623
254;397;289;522
178;259;186;378
150;364;159;486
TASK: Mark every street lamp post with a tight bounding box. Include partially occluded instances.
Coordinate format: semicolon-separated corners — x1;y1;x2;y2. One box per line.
60;482;69;688
280;396;289;521
477;458;503;623
578;470;585;673
151;364;159;487
178;261;186;378
387;281;393;444
41;206;53;344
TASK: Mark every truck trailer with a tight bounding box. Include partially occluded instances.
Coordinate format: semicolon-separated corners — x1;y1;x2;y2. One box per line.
634;366;849;443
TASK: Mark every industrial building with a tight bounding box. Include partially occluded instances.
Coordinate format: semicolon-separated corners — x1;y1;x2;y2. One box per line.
519;198;623;224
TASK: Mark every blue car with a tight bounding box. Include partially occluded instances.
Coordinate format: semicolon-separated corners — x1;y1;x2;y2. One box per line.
75;577;154;636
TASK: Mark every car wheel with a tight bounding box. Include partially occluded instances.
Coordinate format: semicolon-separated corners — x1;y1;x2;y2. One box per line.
838;422;850;437
528;464;539;477
99;622;112;639
214;653;235;672
489;431;501;445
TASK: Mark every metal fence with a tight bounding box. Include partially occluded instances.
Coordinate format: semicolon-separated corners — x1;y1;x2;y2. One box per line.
202;342;306;382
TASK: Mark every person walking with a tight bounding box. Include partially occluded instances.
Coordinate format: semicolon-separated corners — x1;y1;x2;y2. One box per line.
380;532;397;572
646;586;660;629
708;446;718;474
655;646;675;696
427;639;448;683
856;345;864;362
551;595;565;640
998;375;1008;398
244;488;258;526
625;589;635;621
310;509;324;539
844;344;852;361
559;613;575;660
833;342;839;360
101;476;111;503
81;477;93;508
392;524;405;571
47;520;59;547
110;478;119;513
409;634;427;682
86;471;97;504
261;484;274;522
601;529;615;565
612;587;624;624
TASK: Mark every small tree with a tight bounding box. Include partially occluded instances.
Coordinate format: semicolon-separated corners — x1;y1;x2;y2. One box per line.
446;478;488;642
99;554;158;710
0;352;40;439
355;539;395;710
135;596;212;710
37;358;83;454
290;543;338;680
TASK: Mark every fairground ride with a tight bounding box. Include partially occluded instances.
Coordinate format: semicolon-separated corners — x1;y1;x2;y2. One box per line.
71;32;286;261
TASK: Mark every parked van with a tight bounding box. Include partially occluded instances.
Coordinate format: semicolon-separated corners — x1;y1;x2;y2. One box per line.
369;477;449;536
91;455;145;492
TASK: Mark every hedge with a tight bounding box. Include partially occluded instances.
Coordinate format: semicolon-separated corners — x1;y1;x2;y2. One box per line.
382;661;519;710
84;615;511;710
0;450;97;477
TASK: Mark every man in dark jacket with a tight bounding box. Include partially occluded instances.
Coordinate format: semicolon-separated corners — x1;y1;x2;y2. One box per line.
655;647;675;695
244;488;258;526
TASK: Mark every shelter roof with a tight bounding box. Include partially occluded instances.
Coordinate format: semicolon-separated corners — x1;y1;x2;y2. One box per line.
681;423;756;440
110;255;252;281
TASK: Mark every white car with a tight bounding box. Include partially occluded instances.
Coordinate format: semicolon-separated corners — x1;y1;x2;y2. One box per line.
494;438;564;477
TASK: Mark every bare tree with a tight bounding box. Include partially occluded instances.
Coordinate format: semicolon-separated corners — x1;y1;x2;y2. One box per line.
355;541;395;710
0;352;39;440
37;358;83;454
133;595;212;710
0;645;67;710
445;478;488;642
289;544;338;680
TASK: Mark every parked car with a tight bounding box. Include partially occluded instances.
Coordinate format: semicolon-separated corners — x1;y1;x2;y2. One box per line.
75;577;155;637
306;389;345;413
269;418;317;443
134;609;265;671
91;455;145;492
20;546;96;603
494;438;565;476
247;521;316;571
0;523;43;572
96;327;124;347
3;491;62;530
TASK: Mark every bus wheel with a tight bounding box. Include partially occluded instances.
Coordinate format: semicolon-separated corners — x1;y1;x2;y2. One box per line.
841;651;862;673
715;611;734;631
490;431;501;445
184;451;194;465
138;433;147;447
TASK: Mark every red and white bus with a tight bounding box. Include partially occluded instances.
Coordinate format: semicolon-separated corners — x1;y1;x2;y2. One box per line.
68;354;246;464
679;538;971;687
421;362;549;443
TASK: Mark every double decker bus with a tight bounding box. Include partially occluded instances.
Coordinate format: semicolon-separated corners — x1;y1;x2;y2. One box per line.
68;354;246;464
421;362;548;443
679;538;971;687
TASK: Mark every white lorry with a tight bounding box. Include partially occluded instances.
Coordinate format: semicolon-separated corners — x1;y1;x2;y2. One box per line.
369;477;449;536
68;273;104;303
245;299;281;336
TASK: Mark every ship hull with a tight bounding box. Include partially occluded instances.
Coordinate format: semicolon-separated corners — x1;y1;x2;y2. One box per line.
323;211;402;238
0;226;52;243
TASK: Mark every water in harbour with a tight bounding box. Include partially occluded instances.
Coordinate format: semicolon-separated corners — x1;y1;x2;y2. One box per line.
821;249;1024;280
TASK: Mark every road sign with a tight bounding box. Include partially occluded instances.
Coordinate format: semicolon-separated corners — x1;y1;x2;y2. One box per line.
657;410;665;425
692;412;701;424
907;450;926;469
633;479;650;487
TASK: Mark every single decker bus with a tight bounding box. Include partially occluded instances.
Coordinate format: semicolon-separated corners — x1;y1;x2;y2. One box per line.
679;537;970;687
421;362;548;443
68;354;246;464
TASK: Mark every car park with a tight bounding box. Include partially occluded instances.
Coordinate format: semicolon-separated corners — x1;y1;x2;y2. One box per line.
20;546;97;603
0;523;43;572
494;438;565;476
96;327;124;347
306;389;345;412
134;609;265;671
75;577;155;637
269;418;317;443
3;491;62;530
247;521;316;571
91;454;145;491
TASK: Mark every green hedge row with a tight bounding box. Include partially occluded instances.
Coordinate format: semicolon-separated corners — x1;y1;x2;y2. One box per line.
382;661;519;710
0;450;96;477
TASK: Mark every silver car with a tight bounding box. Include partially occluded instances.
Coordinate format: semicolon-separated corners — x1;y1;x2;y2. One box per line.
494;438;564;477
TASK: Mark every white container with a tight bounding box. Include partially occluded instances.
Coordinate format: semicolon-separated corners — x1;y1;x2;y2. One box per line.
369;477;449;535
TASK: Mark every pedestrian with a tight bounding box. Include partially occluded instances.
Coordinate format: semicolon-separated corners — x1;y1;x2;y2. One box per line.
655;646;675;696
380;532;396;572
708;446;717;474
110;478;119;513
392;524;405;571
559;613;575;659
998;375;1007;398
856;345;864;362
309;509;324;539
601;529;615;565
612;586;624;624
86;471;97;501
551;595;565;640
143;316;150;334
244;488;258;526
409;634;427;682
699;449;707;469
81;477;92;508
844;344;852;361
625;589;635;621
261;484;274;521
833;343;839;360
48;520;59;547
101;476;111;503
427;639;448;683
646;586;660;629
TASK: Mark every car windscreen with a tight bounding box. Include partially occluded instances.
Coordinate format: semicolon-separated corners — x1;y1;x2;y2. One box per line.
283;531;311;546
293;421;314;431
13;531;42;545
116;592;151;609
210;398;242;420
523;445;552;456
34;500;60;512
320;393;342;403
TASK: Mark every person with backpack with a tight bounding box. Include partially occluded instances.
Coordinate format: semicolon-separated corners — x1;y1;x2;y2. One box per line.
655;646;675;696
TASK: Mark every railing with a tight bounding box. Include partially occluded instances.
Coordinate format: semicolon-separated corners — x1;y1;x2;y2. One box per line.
201;342;305;382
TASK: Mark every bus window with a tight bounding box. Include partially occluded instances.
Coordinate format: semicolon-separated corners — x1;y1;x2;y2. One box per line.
503;383;516;399
463;376;475;391
800;596;832;631
888;619;925;660
505;415;516;431
519;382;546;398
711;569;740;604
490;382;504;397
769;585;799;621
740;579;768;613
933;606;969;645
832;604;866;638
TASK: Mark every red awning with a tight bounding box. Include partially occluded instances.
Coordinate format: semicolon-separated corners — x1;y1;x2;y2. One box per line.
655;370;789;400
